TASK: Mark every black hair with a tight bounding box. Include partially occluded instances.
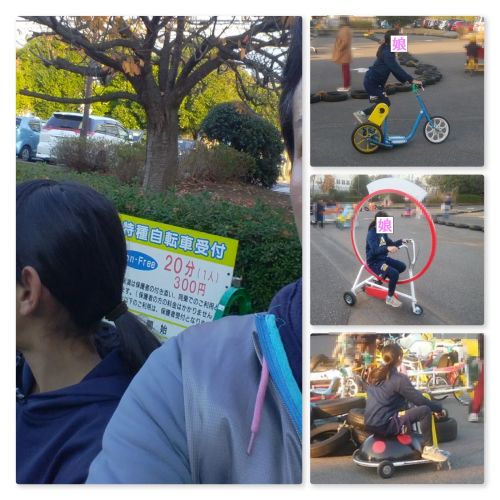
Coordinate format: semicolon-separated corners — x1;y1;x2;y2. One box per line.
368;210;389;230
16;180;160;373
368;343;403;384
376;29;400;59
279;16;302;159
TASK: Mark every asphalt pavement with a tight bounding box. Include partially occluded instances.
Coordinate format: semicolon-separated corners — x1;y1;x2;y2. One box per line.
310;207;484;325
310;35;484;166
310;397;484;484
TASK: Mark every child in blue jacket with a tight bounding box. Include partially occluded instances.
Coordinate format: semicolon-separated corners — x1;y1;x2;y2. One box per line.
354;30;422;123
365;211;407;307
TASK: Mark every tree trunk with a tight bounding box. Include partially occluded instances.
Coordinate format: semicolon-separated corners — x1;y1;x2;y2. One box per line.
142;105;180;192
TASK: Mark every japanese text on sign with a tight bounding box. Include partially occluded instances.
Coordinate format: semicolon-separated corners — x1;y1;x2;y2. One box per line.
120;214;239;340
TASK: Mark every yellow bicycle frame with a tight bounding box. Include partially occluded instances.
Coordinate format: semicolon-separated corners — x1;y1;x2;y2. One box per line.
368;103;390;127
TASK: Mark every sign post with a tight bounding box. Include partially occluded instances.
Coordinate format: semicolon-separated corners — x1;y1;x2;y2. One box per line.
120;213;239;340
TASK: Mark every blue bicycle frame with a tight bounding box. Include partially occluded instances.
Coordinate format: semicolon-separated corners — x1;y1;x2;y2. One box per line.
379;91;433;147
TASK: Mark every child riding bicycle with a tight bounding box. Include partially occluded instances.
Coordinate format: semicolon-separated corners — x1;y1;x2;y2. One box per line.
354;30;422;124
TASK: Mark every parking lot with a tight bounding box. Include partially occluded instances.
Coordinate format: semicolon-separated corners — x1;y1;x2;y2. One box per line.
310;35;484;166
310;206;484;325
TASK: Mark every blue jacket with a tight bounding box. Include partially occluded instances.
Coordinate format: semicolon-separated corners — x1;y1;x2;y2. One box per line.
365;227;403;268
87;281;302;484
364;368;443;429
365;45;413;86
16;348;132;484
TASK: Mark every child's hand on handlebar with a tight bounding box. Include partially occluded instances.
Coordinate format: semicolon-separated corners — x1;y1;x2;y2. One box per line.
387;246;398;253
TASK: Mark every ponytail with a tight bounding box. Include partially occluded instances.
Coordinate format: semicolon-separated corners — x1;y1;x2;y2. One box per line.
113;313;160;374
368;343;403;384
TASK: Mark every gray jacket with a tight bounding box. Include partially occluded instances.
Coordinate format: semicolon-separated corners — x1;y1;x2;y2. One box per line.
87;313;302;484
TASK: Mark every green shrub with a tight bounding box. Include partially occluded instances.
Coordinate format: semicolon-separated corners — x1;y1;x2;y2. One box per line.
456;194;484;204
200;102;284;188
16;162;301;311
179;143;256;182
52;137;145;184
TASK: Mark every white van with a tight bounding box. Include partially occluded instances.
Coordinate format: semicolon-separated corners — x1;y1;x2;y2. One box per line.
36;112;132;161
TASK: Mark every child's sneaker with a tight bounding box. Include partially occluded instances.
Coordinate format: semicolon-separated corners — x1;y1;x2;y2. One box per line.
386;295;402;308
422;446;449;463
468;412;480;422
353;110;367;123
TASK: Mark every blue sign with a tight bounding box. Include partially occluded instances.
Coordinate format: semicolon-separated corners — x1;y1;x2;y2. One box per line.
127;250;158;271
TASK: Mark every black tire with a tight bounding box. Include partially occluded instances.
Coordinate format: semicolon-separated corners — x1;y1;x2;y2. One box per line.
385;85;397;95
344;291;357;306
347;407;366;429
322;91;349;102
424;116;450;144
313;396;366;417
352;427;371;445
19;145;32;161
469;225;483;231
378;460;395;479
351;123;383;154
311;404;336;422
436;417;458;443
413;304;424;316
396;83;412;92
311;93;321;103
456;223;469;229
350;89;369;99
422;76;436;85
310;422;351;458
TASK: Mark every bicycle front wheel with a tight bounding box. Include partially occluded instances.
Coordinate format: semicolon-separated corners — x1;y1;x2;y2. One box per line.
424;116;450;144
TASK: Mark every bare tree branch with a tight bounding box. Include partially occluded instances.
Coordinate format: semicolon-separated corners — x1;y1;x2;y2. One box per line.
19;89;140;104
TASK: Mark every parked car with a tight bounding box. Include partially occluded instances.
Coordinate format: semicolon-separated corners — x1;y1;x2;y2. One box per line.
36;112;133;161
16;116;42;161
451;21;474;32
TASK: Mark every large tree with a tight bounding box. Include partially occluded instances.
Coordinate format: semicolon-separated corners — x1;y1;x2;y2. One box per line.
19;16;292;191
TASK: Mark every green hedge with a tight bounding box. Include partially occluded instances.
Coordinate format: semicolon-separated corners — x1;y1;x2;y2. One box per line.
16;162;301;311
456;194;484;204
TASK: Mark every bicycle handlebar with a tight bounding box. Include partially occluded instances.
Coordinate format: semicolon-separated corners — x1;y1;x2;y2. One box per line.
400;238;417;267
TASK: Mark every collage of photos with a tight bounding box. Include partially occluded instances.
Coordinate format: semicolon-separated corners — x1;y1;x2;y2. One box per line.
13;9;488;492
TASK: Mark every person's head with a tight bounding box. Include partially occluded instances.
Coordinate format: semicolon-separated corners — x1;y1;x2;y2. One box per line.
16;180;160;373
369;210;388;230
377;29;399;58
280;16;302;240
368;343;403;384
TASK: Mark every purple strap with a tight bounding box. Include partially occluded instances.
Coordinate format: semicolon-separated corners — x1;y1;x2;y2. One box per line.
247;359;270;455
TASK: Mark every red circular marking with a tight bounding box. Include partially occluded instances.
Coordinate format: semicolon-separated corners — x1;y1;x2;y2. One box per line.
397;434;412;446
350;188;437;285
372;440;387;454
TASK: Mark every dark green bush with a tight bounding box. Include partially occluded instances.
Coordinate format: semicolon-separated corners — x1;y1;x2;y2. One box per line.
179;142;256;182
200;102;284;188
16;162;301;311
